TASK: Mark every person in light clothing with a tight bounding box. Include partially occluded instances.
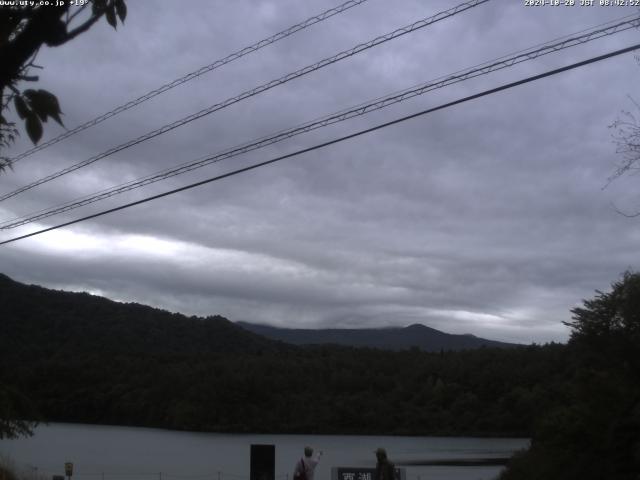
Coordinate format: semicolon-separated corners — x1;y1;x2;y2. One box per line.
293;446;322;480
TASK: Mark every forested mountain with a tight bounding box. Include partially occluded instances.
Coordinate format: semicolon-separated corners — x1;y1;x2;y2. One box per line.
0;272;565;436
237;321;517;351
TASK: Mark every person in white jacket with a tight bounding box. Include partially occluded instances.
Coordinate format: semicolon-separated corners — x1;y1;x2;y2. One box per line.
293;446;323;480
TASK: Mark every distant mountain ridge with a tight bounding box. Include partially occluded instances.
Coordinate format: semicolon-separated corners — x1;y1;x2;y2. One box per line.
237;321;518;351
0;272;517;356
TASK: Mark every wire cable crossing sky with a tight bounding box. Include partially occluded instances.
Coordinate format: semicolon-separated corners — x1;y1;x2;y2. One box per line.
3;13;638;229
0;0;490;202
2;1;638;344
6;0;371;165
2;42;638;247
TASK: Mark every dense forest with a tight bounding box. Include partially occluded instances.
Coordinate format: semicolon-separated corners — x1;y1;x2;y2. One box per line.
0;273;564;436
1;272;639;478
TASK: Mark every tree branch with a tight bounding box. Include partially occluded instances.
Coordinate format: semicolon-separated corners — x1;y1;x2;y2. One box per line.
0;7;66;88
63;10;104;42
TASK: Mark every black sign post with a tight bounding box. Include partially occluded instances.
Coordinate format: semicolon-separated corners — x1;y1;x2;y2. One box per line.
250;444;275;480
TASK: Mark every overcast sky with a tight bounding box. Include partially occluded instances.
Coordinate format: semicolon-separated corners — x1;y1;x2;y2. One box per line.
1;0;639;344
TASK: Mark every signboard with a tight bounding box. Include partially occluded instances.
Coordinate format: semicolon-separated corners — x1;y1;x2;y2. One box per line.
64;463;73;477
332;467;405;480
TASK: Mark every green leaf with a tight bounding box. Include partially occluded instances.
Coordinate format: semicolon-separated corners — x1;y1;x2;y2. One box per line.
24;90;48;122
115;0;127;23
105;3;117;29
26;89;64;127
25;114;43;144
14;96;29;120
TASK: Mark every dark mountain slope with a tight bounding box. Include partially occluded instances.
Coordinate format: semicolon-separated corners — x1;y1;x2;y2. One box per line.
0;273;280;357
237;321;518;351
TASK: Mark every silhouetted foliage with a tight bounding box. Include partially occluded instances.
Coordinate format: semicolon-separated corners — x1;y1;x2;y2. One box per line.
609;98;640;217
500;271;640;480
0;460;18;480
0;0;127;170
0;383;39;439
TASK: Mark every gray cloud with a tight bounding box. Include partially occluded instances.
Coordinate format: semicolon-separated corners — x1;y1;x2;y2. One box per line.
1;0;639;344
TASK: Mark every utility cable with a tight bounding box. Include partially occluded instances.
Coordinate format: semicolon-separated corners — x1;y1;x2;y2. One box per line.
0;0;490;202
6;0;370;165
1;42;638;246
2;14;638;229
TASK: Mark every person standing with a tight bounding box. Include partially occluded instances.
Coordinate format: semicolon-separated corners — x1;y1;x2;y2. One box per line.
374;448;396;480
293;446;322;480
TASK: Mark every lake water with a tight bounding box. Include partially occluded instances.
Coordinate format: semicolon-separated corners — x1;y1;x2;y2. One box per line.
0;424;528;480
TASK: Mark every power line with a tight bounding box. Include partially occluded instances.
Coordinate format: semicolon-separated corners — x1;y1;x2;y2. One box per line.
6;0;370;165
0;0;490;202
1;42;638;247
2;13;638;229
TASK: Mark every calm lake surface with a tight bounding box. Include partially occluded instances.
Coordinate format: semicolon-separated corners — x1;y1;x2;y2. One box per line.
0;424;528;480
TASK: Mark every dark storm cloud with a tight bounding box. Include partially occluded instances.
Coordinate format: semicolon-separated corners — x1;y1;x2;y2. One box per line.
1;0;639;343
